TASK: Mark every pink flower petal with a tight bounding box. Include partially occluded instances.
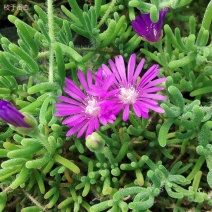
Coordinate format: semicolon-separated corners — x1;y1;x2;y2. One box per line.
123;104;130;121
64;87;85;101
115;55;127;86
142;78;166;89
86;120;95;137
78;70;88;90
77;122;89;138
66;121;86;136
132;58;145;85
142;93;167;100
57;96;81;106
127;54;136;84
87;69;93;88
142;87;164;93
63;115;86;126
133;103;149;118
137;65;159;88
108;60;121;87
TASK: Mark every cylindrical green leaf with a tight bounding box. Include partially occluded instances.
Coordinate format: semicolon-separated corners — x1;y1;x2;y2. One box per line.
37;19;50;42
0;127;13;140
150;5;158;23
9;44;38;74
10;165;30;189
0;192;7;212
63;20;73;43
164;25;183;50
129;195;154;210
8;15;37;35
58;42;83;62
198;121;212;146
61;6;82;26
34;5;47;23
55;43;65;84
34;171;45;194
15;20;38;57
7;145;42;158
21;206;42;212
39;96;52;125
168;52;196;68
158;118;175;147
46;192;60;208
100;16;126;48
207;170;212;188
113;187;145;201
28;83;55;94
168;86;184;110
26;154;50;169
1;158;26;169
0;52;26;75
54;154;80;174
115;142;129;163
90;200;110;212
83;12;93;32
58;197;73;209
67;0;85;26
165;184;183;199
190;86;212;97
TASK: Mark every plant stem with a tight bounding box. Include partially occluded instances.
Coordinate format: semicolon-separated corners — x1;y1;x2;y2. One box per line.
22;189;46;210
47;0;55;83
97;0;116;28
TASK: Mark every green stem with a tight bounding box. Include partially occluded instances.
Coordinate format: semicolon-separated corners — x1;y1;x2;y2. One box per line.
98;0;116;28
47;0;55;83
75;47;117;54
202;0;212;30
22;189;45;210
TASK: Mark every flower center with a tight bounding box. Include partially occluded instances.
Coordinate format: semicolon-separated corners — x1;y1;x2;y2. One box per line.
118;87;138;104
85;98;101;117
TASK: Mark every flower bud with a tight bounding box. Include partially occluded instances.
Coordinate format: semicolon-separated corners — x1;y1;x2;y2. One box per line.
0;100;30;128
86;132;105;152
10;112;38;135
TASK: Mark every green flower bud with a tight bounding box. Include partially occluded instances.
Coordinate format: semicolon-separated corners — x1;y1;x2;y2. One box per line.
11;112;38;135
86;132;105;152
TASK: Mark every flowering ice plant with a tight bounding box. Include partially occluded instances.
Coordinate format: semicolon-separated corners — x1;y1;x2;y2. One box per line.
55;54;166;138
54;70;116;138
132;8;169;42
1;0;212;211
0;100;30;128
97;54;166;121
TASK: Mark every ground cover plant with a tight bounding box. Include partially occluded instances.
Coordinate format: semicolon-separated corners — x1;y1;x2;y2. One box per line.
0;0;212;211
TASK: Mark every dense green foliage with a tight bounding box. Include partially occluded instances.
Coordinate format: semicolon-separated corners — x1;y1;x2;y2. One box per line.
0;0;212;211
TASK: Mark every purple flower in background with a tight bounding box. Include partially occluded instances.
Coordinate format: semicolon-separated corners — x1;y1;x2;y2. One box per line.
132;8;168;43
54;70;116;138
0;100;30;128
97;54;166;121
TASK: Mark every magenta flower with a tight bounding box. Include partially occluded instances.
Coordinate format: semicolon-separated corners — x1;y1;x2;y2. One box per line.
54;70;116;138
0;100;30;128
132;8;168;43
97;54;166;121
